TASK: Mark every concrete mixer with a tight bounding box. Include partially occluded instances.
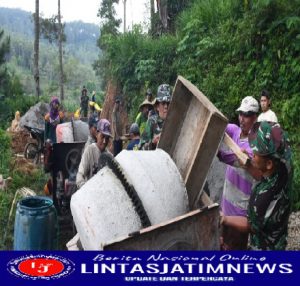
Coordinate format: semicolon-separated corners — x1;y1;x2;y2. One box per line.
70;76;228;250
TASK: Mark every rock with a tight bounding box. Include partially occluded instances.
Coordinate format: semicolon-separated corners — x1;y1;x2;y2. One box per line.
287;211;300;250
19;102;49;130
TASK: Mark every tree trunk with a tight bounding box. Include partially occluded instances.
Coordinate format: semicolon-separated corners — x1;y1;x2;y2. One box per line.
123;0;127;33
58;0;64;102
34;0;40;99
150;0;155;33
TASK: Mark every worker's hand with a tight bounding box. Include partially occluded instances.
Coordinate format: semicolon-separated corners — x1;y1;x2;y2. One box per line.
152;134;160;146
240;148;250;156
238;148;251;168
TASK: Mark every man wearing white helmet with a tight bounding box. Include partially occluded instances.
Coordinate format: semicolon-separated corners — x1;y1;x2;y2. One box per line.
218;96;262;250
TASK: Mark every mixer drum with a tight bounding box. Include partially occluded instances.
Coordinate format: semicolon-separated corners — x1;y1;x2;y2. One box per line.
71;149;189;250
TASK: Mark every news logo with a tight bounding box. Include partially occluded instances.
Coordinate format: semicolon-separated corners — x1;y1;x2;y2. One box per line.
7;254;75;280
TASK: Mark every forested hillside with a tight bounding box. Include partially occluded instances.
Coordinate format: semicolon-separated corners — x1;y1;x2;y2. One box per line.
0;7;101;101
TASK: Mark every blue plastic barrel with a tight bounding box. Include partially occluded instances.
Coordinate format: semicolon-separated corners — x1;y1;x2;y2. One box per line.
13;196;58;250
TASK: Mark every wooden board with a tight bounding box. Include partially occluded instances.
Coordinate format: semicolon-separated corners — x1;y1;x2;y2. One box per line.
223;133;249;165
158;76;228;210
103;203;220;250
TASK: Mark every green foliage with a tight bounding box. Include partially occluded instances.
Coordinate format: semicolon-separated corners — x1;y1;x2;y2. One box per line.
39;15;66;44
0;126;48;249
0;188;15;249
0;168;48;249
0;95;37;130
95;25;178;119
174;0;300;208
0;29;27;128
97;0;121;50
0;29;10;66
0;29;11;97
135;59;157;82
0;129;11;177
291;148;300;210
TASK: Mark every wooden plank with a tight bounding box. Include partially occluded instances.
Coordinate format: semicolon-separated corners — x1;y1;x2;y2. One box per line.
103;204;220;250
223;133;249;166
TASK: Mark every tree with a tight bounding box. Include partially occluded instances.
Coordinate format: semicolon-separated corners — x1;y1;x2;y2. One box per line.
156;0;190;34
58;0;64;102
150;0;155;32
94;0;121;84
34;0;40;99
39;2;66;102
97;0;121;48
0;29;10;97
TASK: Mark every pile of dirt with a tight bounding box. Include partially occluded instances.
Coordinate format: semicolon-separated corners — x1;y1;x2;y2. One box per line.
8;130;36;154
10;157;39;176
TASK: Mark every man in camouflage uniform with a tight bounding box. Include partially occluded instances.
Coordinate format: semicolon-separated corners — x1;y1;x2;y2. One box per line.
80;86;89;118
221;121;292;250
247;121;292;250
140;84;172;150
135;88;154;136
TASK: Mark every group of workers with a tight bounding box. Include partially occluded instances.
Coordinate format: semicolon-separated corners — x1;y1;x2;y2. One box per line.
124;84;172;151
43;83;292;251
218;91;292;251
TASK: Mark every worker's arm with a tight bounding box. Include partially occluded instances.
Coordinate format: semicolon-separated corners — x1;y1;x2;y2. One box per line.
76;147;90;189
218;124;241;166
221;215;252;233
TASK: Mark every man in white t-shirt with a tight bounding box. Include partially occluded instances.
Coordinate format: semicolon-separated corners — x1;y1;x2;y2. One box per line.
76;119;112;188
257;90;278;123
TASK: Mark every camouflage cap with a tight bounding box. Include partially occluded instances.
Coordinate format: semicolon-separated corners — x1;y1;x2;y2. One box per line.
154;84;172;104
249;121;291;168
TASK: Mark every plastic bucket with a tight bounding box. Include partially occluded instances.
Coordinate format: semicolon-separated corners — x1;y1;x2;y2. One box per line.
13;196;58;250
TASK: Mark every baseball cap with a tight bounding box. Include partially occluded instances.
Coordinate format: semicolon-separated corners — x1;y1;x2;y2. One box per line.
236;96;259;113
97;119;112;137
